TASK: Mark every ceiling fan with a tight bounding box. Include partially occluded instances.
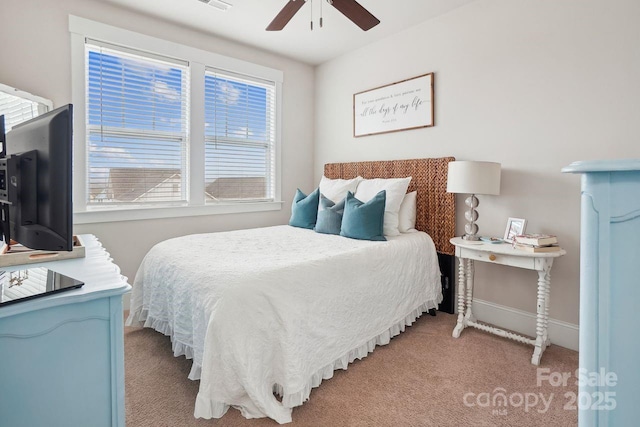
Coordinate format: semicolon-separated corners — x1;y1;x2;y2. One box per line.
266;0;380;32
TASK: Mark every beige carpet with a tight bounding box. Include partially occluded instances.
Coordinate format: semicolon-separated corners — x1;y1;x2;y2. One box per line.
125;313;578;426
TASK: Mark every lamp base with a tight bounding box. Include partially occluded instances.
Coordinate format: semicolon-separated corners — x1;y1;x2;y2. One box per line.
464;194;480;241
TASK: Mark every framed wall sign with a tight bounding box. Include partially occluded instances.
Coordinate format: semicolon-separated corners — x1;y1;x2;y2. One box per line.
353;73;434;138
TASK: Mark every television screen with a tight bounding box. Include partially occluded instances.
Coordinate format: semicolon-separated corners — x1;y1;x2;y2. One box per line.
0;104;73;251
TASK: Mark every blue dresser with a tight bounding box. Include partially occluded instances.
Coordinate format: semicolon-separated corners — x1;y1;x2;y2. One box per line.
563;160;640;426
0;235;130;427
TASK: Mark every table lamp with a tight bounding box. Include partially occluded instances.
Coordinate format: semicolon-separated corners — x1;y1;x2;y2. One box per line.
446;161;501;241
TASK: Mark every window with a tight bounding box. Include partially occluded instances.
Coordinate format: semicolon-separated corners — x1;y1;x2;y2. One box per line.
86;41;189;206
70;16;283;223
204;69;276;202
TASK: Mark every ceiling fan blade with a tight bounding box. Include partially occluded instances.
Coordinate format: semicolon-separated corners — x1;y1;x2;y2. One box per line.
266;0;307;31
330;0;380;31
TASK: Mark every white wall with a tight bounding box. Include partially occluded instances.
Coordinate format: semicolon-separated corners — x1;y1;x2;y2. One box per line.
315;0;640;325
0;0;315;285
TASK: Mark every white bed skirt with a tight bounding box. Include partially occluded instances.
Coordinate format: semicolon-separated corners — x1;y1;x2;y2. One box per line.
129;298;439;423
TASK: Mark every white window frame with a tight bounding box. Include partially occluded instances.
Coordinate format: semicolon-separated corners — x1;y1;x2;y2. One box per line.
69;16;283;224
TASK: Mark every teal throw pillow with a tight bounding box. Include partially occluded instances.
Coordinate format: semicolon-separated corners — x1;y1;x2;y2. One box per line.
340;190;386;241
314;194;346;235
289;188;320;229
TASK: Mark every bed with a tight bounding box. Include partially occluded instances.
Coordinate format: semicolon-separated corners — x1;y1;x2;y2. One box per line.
126;157;456;424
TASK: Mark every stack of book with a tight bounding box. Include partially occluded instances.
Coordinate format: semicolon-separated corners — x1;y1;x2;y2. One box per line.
513;233;560;252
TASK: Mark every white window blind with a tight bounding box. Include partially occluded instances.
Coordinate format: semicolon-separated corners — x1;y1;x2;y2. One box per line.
0;91;46;132
204;68;276;202
85;40;189;206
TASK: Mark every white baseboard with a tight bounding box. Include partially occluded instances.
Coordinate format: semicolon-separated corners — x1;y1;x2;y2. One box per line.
470;298;579;351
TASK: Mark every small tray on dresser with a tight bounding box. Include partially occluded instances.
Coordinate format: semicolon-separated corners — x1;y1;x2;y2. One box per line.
0;235;86;268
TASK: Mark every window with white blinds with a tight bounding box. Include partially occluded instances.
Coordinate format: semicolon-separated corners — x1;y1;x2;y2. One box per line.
204;69;276;202
0;91;48;132
85;41;189;206
72;17;282;220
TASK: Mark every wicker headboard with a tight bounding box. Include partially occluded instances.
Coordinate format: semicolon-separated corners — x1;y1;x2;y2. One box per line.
324;157;456;255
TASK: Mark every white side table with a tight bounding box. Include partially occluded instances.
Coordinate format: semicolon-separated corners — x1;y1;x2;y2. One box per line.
450;237;566;365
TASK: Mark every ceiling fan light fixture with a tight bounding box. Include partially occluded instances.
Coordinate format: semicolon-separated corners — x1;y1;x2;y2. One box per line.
266;0;379;32
197;0;233;11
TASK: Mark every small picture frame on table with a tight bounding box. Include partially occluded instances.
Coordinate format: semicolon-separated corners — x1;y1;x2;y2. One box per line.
504;217;527;243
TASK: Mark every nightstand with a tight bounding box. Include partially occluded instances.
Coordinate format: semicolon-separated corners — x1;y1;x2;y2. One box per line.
450;237;566;365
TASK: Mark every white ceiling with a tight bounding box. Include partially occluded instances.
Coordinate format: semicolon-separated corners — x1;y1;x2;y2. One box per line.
99;0;476;65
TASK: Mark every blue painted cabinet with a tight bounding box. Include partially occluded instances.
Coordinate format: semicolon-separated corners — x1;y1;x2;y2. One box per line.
0;235;130;427
563;160;640;426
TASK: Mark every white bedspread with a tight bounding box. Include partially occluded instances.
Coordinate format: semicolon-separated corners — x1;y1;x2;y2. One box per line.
126;225;441;424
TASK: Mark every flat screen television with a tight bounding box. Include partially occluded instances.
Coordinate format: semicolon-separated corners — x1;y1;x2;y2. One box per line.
0;104;73;251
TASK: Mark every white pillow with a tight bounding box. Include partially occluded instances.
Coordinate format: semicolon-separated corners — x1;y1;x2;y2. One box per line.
398;191;417;233
354;177;412;236
318;176;362;202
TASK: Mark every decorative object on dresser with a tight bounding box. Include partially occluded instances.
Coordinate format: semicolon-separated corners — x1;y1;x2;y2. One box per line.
563;159;640;426
450;237;566;365
503;217;527;243
0;235;130;427
0;235;86;268
353;73;434;137
446;161;501;241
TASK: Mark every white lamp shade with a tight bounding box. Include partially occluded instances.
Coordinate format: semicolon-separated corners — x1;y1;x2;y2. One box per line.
446;161;501;195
